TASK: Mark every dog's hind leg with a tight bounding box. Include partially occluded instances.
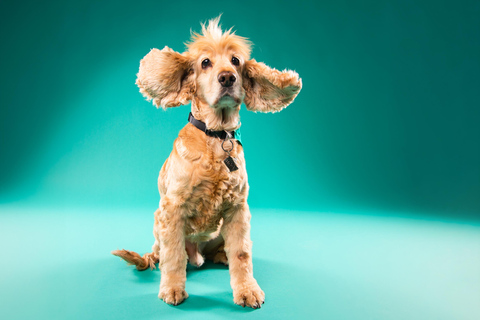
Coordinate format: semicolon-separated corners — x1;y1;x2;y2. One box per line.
212;244;228;265
203;235;229;265
186;240;204;267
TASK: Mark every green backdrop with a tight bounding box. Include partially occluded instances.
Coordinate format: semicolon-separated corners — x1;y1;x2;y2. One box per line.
1;1;479;320
1;0;479;216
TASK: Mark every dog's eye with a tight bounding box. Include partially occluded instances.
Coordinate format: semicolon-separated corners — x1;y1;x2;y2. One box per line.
201;58;211;69
231;56;240;66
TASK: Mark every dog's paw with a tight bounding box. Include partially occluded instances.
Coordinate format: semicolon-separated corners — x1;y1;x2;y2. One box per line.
233;282;265;309
188;252;205;268
213;250;228;265
158;286;188;306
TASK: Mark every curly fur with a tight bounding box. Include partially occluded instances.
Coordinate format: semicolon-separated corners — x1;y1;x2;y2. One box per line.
113;16;302;309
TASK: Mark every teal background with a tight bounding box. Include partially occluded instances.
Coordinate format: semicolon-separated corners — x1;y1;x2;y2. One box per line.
1;1;479;319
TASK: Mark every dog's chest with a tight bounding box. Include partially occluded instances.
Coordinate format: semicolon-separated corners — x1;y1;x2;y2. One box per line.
184;147;247;235
161;129;247;236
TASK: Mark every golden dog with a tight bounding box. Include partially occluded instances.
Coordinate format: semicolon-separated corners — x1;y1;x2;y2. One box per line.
113;17;302;308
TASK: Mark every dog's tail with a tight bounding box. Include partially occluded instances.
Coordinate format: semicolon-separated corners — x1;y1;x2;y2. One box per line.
111;249;159;271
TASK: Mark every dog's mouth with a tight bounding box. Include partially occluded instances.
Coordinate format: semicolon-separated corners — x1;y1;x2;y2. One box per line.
214;89;241;108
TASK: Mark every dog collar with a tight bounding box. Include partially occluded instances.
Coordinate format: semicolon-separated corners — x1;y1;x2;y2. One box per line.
188;112;242;145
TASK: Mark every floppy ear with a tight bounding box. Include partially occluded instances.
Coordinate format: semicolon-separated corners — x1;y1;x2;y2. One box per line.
136;46;195;109
243;59;302;113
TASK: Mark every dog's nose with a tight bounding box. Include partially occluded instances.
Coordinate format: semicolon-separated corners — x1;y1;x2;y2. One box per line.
218;71;236;87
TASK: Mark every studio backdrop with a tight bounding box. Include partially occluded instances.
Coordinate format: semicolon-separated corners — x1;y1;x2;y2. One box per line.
1;0;479;218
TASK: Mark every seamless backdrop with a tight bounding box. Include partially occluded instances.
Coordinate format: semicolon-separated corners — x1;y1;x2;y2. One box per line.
1;1;480;320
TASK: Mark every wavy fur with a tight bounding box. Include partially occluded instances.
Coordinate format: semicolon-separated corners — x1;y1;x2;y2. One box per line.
114;16;302;309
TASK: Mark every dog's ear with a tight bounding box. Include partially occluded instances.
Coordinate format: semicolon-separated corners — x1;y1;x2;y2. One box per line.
242;59;302;113
136;46;195;109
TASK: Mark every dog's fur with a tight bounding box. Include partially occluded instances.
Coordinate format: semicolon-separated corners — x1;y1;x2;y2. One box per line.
112;17;302;308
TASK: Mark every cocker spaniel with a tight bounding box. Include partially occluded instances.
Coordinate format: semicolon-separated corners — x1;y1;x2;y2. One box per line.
113;17;302;309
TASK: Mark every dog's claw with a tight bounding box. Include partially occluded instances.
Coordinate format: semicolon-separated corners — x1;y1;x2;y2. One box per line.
159;286;188;306
233;283;265;309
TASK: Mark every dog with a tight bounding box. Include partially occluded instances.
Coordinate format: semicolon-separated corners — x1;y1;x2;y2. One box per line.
112;17;302;309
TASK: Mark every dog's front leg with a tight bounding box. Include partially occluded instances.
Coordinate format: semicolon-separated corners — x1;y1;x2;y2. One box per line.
222;204;265;308
156;197;188;305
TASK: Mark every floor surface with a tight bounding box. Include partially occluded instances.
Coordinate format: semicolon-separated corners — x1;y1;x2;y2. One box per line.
1;205;479;320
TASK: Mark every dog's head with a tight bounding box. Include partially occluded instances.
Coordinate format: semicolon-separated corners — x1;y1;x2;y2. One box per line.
136;17;302;130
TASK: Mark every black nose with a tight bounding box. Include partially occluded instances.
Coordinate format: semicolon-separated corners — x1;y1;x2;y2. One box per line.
218;71;236;87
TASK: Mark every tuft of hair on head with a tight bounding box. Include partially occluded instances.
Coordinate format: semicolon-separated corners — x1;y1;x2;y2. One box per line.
186;15;252;60
201;15;224;41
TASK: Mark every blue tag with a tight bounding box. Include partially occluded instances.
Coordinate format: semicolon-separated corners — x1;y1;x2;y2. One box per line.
234;129;242;146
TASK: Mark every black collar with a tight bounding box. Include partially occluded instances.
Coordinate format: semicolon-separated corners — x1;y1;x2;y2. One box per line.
188;112;237;140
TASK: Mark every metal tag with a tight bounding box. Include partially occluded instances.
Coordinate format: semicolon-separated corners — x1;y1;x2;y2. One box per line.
224;156;238;172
